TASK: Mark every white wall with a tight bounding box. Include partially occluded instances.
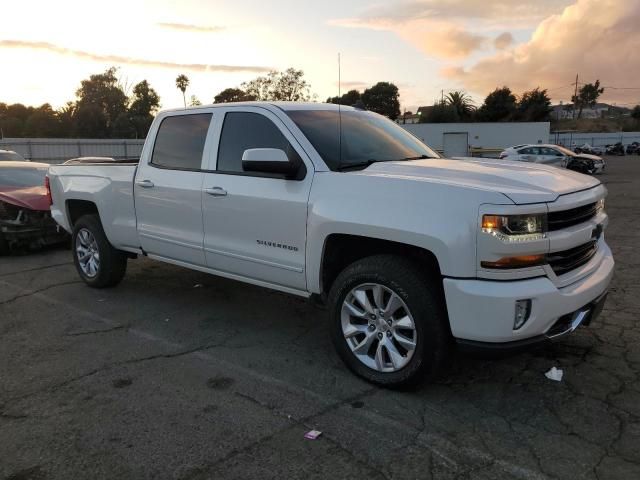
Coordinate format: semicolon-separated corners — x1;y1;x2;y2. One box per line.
401;122;551;152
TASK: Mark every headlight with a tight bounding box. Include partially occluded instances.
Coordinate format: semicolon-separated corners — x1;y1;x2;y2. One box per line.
482;214;546;242
596;198;605;214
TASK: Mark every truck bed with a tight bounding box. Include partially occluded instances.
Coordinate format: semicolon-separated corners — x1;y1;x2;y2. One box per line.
48;163;140;252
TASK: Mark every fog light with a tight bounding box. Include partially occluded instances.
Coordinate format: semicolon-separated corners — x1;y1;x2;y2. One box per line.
514;299;532;330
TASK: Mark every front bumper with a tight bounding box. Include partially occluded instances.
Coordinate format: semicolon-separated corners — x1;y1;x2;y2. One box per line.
443;242;614;346
1;218;69;250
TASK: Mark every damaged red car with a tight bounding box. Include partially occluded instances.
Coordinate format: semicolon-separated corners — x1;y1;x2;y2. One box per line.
0;161;69;254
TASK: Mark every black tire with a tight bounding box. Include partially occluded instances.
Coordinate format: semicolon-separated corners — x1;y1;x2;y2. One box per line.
72;214;127;288
328;255;451;388
0;232;9;256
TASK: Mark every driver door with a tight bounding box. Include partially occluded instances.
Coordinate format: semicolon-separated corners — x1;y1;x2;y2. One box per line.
201;107;314;291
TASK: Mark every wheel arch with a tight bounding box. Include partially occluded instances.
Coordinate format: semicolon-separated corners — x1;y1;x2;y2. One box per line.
318;233;443;298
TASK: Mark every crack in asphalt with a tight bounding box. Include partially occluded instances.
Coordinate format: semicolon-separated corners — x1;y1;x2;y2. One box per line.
0;280;83;306
178;388;380;480
0;261;72;278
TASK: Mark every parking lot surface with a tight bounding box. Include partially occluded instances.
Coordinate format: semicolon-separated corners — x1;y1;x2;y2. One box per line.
1;156;639;480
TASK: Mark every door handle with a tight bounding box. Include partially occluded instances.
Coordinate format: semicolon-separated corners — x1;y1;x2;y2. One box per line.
204;186;227;197
136;179;155;188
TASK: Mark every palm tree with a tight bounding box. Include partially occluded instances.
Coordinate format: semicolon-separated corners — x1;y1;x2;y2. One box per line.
445;91;475;120
175;74;190;108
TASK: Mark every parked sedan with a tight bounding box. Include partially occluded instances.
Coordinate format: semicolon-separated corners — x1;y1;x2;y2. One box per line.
0;161;68;254
0;149;27;161
499;144;605;174
499;144;569;168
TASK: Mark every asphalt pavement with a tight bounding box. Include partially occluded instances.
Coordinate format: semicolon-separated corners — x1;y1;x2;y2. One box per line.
1;156;639;479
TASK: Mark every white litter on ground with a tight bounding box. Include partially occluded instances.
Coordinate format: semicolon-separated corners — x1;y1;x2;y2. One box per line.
545;367;564;382
304;430;322;440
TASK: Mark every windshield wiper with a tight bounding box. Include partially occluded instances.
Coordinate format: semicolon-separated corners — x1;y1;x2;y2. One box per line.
336;155;431;172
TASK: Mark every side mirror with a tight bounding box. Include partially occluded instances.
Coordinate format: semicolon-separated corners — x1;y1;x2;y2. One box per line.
242;148;300;178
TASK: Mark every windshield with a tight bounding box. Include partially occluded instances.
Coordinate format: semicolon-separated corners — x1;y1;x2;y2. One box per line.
553;145;576;157
0;167;47;187
286;109;439;171
0;151;26;161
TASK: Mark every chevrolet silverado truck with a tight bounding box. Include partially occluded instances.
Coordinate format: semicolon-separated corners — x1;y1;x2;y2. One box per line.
47;103;614;387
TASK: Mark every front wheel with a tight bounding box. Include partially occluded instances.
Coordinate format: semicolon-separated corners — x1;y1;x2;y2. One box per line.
328;255;451;388
72;214;127;288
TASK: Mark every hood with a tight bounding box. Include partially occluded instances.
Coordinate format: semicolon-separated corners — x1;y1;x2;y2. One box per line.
353;158;600;204
0;185;50;211
575;153;602;161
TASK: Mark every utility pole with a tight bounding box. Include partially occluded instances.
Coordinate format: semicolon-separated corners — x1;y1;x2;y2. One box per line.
572;74;579;120
441;89;444;105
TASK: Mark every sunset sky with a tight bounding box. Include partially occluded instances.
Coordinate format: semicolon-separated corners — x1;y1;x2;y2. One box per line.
1;0;639;111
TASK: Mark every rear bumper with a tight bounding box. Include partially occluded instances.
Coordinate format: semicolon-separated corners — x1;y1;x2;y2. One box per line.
443;242;614;345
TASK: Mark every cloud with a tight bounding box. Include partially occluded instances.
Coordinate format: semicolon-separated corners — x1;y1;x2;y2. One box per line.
331;17;487;59
493;32;514;50
443;0;640;104
157;22;225;33
400;24;486;58
343;0;573;25
0;39;271;73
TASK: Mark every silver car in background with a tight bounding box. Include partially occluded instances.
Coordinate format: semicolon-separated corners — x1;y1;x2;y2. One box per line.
499;144;569;168
0;150;27;162
499;144;605;173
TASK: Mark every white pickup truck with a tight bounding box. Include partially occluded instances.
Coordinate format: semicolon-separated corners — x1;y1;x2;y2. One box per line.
48;103;614;386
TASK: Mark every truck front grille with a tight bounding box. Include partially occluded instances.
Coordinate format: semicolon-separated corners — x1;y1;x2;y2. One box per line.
548;202;597;231
547;241;598;276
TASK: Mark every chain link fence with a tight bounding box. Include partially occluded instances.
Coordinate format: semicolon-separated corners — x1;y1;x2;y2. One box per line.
0;138;144;164
550;132;640;148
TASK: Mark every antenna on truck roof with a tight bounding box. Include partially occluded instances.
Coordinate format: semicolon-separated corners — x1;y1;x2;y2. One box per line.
338;53;342;165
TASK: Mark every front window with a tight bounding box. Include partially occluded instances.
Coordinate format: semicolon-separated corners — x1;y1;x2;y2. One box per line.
286;109;439;171
0;167;47;187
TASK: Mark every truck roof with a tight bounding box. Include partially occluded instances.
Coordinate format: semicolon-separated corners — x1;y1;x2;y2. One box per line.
160;101;357;115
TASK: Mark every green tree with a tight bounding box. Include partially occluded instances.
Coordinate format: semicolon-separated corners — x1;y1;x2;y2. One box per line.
477;87;517;121
57;102;76;138
0;103;32;137
189;95;202;107
24;104;60;137
129;80;161;138
632;105;640;120
242;68;313;101
572;80;604;119
175;74;190;107
444;91;475;120
327;89;361;106
516;88;552;121
361;82;400;120
213;88;255;103
111;112;136;138
420;103;460;123
75;67;128;137
74;104;108;138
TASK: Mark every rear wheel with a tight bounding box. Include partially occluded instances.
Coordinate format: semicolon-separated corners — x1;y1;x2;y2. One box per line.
328;255;451;388
72;214;127;288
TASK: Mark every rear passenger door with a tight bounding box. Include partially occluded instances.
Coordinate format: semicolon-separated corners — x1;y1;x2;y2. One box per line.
201;107;313;291
135;112;214;266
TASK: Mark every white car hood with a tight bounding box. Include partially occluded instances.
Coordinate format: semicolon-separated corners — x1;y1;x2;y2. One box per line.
354;158;601;204
576;153;603;161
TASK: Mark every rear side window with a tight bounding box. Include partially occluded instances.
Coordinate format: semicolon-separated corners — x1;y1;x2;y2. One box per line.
151;114;212;170
217;112;294;173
